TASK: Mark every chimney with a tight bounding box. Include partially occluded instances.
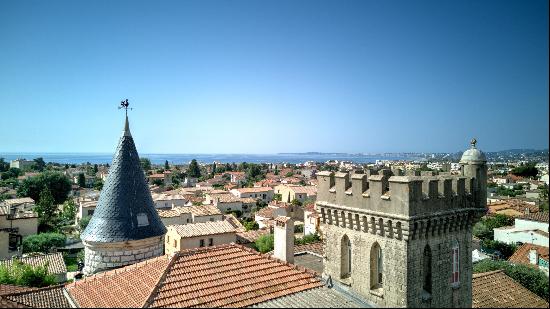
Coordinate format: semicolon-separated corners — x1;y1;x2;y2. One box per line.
274;216;294;264
529;248;538;265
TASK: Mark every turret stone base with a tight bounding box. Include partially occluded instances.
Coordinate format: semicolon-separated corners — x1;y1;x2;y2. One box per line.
83;235;164;275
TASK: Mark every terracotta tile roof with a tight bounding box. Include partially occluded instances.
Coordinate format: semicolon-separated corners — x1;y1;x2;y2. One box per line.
274;216;291;224
2;285;72;308
0;297;28;308
508;243;549;269
294;241;324;256
169;220;236;238
66;244;322;308
520;211;549;223
158;205;221;218
1;198;35;206
0;285;35;296
236;229;270;244
487;200;540;217
288;186;317;195
0;253;67;276
149;244;322;308
224;214;246;232
472;270;548;308
255;207;275;219
233;187;273;194
66;255;171;308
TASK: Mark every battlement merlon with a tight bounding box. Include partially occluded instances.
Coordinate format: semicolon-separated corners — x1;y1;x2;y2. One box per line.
316;171;485;217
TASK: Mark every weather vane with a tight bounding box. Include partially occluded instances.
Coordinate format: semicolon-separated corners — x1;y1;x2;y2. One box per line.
118;99;132;116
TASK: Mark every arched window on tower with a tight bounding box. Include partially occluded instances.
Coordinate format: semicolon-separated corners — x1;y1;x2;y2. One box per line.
423;245;432;294
370;242;383;290
341;235;352;278
451;240;460;286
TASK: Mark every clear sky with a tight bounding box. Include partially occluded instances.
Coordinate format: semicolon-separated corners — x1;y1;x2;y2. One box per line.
0;0;548;154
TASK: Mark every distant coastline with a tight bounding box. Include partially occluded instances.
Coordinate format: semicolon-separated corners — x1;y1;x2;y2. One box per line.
1;149;546;165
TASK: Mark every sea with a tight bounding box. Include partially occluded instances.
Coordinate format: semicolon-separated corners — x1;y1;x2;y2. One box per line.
0;153;419;165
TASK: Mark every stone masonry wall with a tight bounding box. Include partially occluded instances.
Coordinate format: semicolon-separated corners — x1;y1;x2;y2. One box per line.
83;236;164;275
406;229;473;308
323;223;408;307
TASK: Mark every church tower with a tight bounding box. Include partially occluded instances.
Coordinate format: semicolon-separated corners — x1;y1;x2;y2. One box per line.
81;102;167;275
316;139;487;308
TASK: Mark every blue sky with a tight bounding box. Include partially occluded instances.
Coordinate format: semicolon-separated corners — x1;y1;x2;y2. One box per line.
0;0;548;154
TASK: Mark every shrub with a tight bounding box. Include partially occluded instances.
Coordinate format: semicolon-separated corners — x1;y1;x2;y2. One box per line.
480;239;517;259
22;233;66;254
255;234;274;253
0;260;56;288
243;220;259;231
473;259;549;301
295;233;320;245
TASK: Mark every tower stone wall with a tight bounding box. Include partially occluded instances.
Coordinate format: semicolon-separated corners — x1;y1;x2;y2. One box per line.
317;156;486;308
82;236;164;275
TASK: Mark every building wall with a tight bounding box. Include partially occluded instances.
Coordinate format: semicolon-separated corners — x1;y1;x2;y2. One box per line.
515;219;549;232
0;216;38;237
494;228;549;246
193;214;224;223
214;201;242;213
160;214;192;227
165;232;236;254
0;231;13;260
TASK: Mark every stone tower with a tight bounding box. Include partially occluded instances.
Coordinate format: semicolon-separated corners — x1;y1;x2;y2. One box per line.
316;140;487;308
81;115;167;275
460;138;487;210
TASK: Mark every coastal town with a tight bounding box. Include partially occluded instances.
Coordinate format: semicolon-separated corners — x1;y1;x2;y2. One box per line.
0;113;548;307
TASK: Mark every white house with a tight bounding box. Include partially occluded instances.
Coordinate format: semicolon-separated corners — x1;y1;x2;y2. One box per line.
494;212;549;247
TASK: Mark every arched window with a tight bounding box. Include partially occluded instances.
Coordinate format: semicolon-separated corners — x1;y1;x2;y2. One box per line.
370;242;383;289
451;240;460;285
423;245;432;293
341;235;352;278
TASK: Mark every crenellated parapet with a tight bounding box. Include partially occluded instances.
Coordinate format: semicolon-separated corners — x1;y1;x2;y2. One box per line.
316;170;484;217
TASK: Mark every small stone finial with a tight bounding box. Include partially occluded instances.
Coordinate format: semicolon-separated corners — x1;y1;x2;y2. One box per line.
470;138;477;148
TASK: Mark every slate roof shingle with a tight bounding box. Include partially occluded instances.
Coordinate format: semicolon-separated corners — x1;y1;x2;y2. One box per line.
81;116;167;243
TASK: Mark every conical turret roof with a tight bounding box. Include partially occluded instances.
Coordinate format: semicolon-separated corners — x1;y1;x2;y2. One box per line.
81;115;166;243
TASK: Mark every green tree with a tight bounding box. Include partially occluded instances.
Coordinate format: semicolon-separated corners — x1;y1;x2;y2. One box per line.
473;259;549;301
0;261;56;288
32;157;46;172
17;171;71;204
93;164;98;174
140;158;152;171
0;158;10;172
93;178;104;191
274;166;279;175
291;199;303;206
480;239;517;259
60;200;77;226
35;188;60;232
511;163;539;178
243;220;259;231
473;222;492;240
78;216;92;232
285;171;294;177
22;233;66;254
188;159;201;178
164;160;170;170
1;167;22;180
78;173;86;188
273;194;282;201
255;234;274;253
